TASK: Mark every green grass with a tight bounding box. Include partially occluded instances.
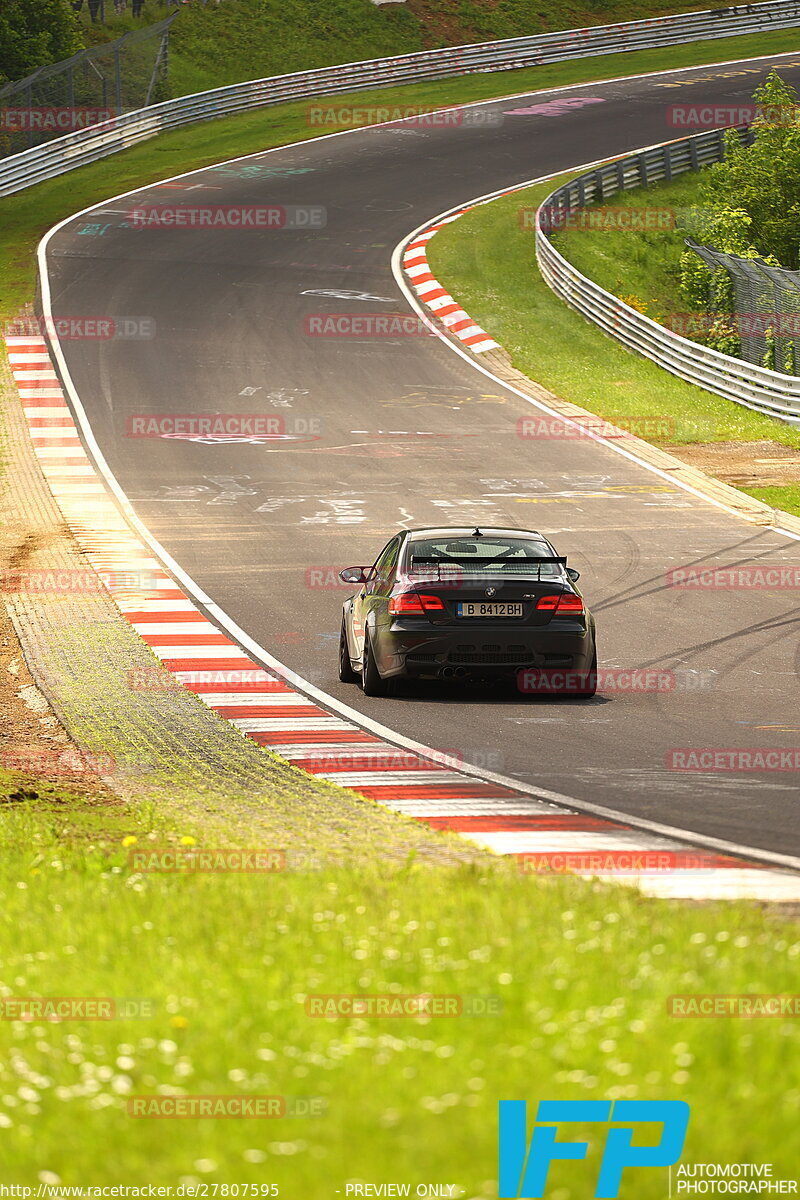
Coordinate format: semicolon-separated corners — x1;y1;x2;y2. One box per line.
427;177;800;449
741;483;800;518
0;797;798;1185
549;171;702;324
75;0;778;98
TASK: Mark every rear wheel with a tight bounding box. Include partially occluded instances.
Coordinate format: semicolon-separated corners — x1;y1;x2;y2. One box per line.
338;616;359;683
574;648;598;698
361;633;388;696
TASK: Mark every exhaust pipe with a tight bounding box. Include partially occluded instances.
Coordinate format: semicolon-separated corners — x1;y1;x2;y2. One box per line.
441;665;468;680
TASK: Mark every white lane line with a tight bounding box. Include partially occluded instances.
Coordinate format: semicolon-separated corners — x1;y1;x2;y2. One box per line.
172;669;280;684
385;798;568;815
35;465;96;475
229;717;358;732
272;744;450;763
131;621;222;636
198;692;316;707
312;769;481;786
624;869;800;901
147;645;254;660
463;830;688;854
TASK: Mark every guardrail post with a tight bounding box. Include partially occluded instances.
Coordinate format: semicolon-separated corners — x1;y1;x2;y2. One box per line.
114;45;123;114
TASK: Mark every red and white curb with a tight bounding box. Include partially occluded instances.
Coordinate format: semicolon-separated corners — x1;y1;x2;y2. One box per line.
6;332;800;901
402;211;500;354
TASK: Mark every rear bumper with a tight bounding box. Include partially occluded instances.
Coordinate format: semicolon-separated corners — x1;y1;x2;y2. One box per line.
373;619;594;679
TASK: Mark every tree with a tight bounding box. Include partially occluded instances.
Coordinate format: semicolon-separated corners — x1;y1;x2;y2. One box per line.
698;71;800;268
0;0;82;86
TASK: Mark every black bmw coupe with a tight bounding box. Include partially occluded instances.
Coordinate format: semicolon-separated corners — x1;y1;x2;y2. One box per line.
338;527;597;696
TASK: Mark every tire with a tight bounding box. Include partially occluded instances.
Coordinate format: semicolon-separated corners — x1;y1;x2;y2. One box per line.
338;616;359;683
574;648;598;698
361;633;387;696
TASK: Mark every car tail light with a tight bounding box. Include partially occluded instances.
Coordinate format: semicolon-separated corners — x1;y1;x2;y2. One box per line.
389;592;445;615
536;593;584;614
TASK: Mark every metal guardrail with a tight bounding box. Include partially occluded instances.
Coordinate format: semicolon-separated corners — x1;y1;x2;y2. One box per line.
1;0;800;197
536;128;800;425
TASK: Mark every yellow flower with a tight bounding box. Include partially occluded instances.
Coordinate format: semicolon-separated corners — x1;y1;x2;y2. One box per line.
121;836;138;847
180;836;197;846
170;1015;189;1029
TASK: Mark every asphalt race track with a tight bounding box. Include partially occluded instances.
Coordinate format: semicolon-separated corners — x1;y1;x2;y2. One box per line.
42;52;800;857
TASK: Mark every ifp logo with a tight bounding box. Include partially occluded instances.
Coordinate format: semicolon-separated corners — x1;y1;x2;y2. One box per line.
498;1100;689;1197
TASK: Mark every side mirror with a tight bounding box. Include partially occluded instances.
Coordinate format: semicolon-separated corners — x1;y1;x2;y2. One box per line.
339;566;371;584
566;567;581;582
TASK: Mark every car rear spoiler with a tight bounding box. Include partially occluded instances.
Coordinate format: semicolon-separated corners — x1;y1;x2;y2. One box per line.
408;555;567;577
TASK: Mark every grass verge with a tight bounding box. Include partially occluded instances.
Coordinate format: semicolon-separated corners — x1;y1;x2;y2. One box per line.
426;176;800;517
741;483;800;513
548;170;702;322
78;0;777;97
0;799;798;1185
427;175;800;447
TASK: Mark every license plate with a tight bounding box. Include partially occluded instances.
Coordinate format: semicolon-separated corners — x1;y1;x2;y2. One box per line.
456;602;524;618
